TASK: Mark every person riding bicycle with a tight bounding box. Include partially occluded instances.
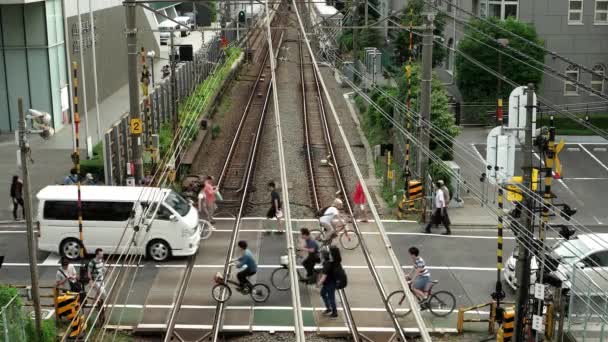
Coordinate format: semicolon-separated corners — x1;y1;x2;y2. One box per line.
231;240;258;292
406;246;431;303
317;198;346;239
299;228;320;283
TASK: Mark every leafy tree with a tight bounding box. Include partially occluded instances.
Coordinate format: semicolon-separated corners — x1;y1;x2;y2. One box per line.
455;17;545;103
392;0;447;67
339;0;383;54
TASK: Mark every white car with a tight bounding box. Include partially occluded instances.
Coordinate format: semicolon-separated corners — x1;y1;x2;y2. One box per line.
503;234;608;291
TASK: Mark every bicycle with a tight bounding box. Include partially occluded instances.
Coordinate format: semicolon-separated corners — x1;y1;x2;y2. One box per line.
387;279;456;317
211;265;270;303
271;252;320;291
199;219;214;240
309;217;360;250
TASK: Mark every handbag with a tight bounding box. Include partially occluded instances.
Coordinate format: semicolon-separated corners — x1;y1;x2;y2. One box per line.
59;269;82;293
215;191;223;201
276;209;283;218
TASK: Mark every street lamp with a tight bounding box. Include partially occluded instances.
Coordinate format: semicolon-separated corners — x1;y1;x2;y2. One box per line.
497;38;509;126
17;98;55;339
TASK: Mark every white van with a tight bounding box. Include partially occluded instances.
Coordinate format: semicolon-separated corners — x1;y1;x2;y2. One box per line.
36;185;201;262
159;20;178;45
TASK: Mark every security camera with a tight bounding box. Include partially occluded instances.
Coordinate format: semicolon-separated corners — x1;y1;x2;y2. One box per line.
26;109;54;140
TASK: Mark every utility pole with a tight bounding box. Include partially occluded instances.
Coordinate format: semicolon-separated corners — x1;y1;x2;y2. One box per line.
496;38;509;126
352;0;358;64
418;11;434;221
18;98;42;338
514;83;535;342
170;31;178;133
125;2;144;184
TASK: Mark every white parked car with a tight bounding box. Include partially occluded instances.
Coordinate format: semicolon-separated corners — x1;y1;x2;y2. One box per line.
503;234;608;291
174;16;192;37
159;20;179;45
37;185;202;262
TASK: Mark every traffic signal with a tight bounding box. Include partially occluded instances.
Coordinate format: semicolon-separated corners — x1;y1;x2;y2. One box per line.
238;10;246;23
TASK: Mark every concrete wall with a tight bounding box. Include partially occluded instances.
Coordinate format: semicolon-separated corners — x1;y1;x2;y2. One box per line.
66;5;159;112
518;0;608;106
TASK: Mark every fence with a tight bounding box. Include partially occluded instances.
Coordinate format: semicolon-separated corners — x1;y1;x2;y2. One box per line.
0;295;26;342
564;264;608;341
103;36;224;185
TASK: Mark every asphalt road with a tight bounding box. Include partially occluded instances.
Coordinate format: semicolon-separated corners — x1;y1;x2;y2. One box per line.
473;143;608;227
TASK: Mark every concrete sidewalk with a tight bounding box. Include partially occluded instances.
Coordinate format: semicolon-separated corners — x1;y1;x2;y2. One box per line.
0;30;215;221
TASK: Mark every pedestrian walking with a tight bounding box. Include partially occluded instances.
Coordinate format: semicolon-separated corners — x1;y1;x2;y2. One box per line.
353;180;369;222
198;176;217;224
300;228;320;283
10;175;24;221
265;182;283;233
56;257;80;294
318;248;339;318
63;168;79;185
424;181;451;235
87;248;106;322
82;173;96;185
438;180;450;206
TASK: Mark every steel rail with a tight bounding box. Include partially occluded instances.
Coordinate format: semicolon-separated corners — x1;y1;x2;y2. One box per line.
163;255;196;341
209;30;285;342
298;30;361;342
293;1;432;340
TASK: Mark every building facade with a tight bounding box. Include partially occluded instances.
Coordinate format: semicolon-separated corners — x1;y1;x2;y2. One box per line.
438;0;608;108
0;0;163;134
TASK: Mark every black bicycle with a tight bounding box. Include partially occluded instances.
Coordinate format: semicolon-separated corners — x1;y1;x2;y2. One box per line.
310;217;360;250
387;279;456;317
271;253;319;290
211;265;270;303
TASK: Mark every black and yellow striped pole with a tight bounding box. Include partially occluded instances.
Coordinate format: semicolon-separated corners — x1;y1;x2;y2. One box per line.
492;186;506;311
71;62;85;262
403;8;414;210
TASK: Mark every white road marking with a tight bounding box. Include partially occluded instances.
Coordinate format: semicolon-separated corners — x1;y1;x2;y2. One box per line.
533;152;582;206
2;262;143;267
0;231;29;234
212;228;520;239
471;143;485;162
593;147;608;152
593;216;604;225
566;147;580;152
133;323;458;333
41;254;60;266
155;264;497;271
579;144;608;173
215;217;416;223
563;177;608;180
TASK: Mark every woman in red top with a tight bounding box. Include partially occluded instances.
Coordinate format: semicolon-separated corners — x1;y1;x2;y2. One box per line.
198;176;217;224
353;181;369;222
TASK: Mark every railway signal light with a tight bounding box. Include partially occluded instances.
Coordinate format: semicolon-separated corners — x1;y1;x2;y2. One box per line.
238;10;246;23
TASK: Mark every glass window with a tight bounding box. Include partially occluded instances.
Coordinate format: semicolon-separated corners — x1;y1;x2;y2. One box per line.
592;64;605;92
43;201;133;221
164;191;190;217
569;0;584;24
487;0;518;20
553;238;592;263
596;0;608;23
564;65;580;95
583;251;608;267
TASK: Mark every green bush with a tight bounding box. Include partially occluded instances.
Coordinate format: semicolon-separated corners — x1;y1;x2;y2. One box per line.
211;123;221;139
25;319;56;342
537;113;608;135
0;286;19;307
80;142;104;182
0;286;55;342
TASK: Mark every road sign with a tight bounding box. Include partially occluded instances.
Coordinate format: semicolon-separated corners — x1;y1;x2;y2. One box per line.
486;126;516;185
508;86;537;142
130;118;142;134
532;314;545;332
534;283;546;300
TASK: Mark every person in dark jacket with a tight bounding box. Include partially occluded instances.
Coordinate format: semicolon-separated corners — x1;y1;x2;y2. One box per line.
318;248;339;318
10;175;24;221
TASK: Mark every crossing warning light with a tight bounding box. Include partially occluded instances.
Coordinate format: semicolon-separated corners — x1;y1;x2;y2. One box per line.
221;36;228;48
238;10;246;23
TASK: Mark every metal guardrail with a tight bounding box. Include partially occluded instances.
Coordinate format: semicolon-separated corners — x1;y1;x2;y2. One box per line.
103;37;223;185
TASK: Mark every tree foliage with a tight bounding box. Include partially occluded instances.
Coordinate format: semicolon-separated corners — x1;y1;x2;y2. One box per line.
392;0;447;67
360;63;459;159
455;17;545;102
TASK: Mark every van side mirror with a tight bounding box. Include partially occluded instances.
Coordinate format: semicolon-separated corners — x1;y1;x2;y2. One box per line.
169;215;178;222
576;262;585;269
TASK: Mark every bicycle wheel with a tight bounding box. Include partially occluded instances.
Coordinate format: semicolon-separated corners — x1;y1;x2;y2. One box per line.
271;267;291;291
387;290;412;318
212;283;232;303
309;228;325;242
200;219;213;240
427;291;456;317
339;230;360;250
250;283;271;303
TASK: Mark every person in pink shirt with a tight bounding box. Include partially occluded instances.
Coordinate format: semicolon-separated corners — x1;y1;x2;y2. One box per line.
353;180;369;222
198;176;217;224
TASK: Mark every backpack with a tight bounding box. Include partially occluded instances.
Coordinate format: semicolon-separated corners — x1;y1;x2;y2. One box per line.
334;263;348;290
315;206;331;218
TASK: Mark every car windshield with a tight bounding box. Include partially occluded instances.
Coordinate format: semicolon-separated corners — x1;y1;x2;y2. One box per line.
164;191;190;217
159;26;169;31
552;239;593;264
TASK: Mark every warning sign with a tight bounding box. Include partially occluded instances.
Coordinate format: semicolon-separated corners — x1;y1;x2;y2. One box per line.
130;118;142;134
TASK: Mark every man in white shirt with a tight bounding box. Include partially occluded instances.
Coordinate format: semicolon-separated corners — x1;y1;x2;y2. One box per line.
424;181;451;235
318;198;345;238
